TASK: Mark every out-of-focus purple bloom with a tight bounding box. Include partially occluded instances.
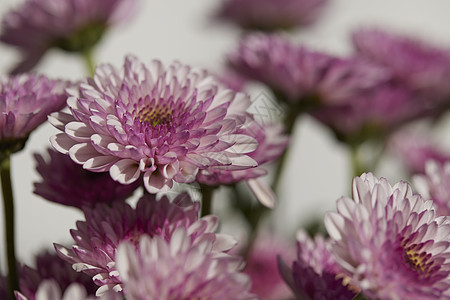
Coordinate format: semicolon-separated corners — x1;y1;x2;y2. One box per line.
196;122;288;207
278;230;356;300
50;55;259;194
242;234;294;300
215;70;249;92
215;0;328;31
34;148;139;209
0;74;67;154
352;28;450;97
229;33;389;107
15;280;120;300
0;0;137;74
18;251;97;300
325;173;450;299
389;130;450;175
116;232;255;300
414;161;450;217
312;84;432;145
54;193;242;296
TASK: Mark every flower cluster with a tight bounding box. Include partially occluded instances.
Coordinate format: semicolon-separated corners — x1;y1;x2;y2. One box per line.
1;1;450;300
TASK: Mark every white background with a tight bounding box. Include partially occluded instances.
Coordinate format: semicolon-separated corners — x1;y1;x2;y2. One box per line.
1;0;450;270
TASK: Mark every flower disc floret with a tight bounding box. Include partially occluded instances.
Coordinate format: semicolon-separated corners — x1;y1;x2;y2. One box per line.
50;55;258;193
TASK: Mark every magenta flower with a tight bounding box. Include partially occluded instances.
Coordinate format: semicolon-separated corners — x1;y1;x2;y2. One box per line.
34;148;139;209
229;33;389;106
325;173;450;299
215;0;328;31
242;234;294;300
18;251;98;300
116;232;255;300
414;161;450;217
50;56;258;194
0;74;67;153
389;130;450;175
352;27;450;96
278;230;356;300
312;84;431;145
55;193;241;296
0;0;137;74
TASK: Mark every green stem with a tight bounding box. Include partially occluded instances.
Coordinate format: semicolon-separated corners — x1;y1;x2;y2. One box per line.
271;106;299;193
1;155;18;299
82;50;96;77
350;144;366;178
200;185;215;217
352;292;369;300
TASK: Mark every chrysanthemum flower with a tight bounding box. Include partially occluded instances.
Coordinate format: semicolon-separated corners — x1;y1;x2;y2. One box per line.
241;234;294;300
312;84;431;145
352;27;450;96
215;0;328;31
325;173;450;299
0;0;137;74
55;193;242;296
15;280;120;300
389;129;450;175
18;251;97;300
34;148;139;209
0;74;67;155
414;161;450;217
116;231;255;300
229;33;389;107
50;56;258;194
278;230;356;300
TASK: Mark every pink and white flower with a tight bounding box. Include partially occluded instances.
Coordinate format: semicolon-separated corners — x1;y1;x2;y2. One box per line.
50;56;258;194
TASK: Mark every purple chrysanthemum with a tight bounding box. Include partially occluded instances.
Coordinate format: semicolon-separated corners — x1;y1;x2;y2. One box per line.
16;280;120;300
352;27;450;96
215;0;328;31
0;0;137;74
116;231;255;300
18;251;98;300
50;56;258;194
0;74;67;153
414;161;450;217
389;130;450;175
34;148;139;209
278;230;356;300
55;193;240;296
229;33;389;106
325;173;450;299
312;84;431;144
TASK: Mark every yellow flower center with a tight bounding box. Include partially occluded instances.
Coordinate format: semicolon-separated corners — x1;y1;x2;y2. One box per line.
404;248;432;275
137;105;172;126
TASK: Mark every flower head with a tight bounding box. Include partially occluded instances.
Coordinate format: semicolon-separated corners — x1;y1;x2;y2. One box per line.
50;56;258;194
34;148;139;209
325;173;450;299
278;230;356;300
312;84;430;145
229;33;389;106
1;0;137;74
18;251;98;300
116;231;255;300
414;161;450;217
215;0;328;31
389;129;450;175
0;74;67;154
352;27;450;96
55;193;239;296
